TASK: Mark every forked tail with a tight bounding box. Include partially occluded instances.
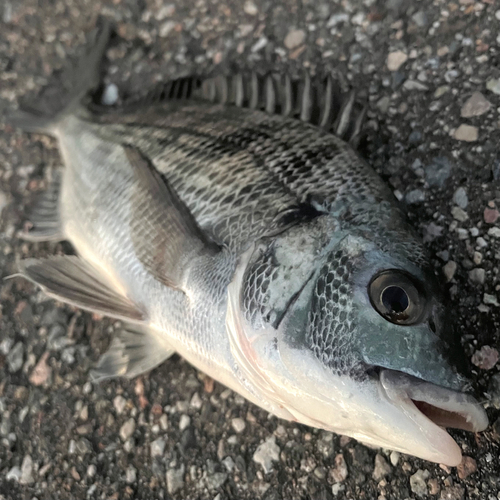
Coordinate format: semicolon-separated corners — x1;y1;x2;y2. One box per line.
6;17;111;135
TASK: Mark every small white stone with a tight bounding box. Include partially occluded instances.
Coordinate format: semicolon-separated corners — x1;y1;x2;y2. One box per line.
484;293;499;306
179;414;191;431
390;451;400;466
159;414;168;431
387;50;408;71
119;418;136;441
101;83;119;106
253;435;280;474
244;0;258;15
443;261;457;282
410;469;429;497
126;465;137;484
231;417;246;433
488;227;500;238
151;437;166;458
113;395;127;415
190;392;203;409
20;455;34;484
453;124;478;142
284;29;306;50
6;466;22;482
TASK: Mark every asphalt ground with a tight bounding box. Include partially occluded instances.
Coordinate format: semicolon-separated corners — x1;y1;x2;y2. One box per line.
0;0;499;499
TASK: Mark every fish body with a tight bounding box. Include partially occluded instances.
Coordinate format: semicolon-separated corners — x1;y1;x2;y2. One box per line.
9;20;487;465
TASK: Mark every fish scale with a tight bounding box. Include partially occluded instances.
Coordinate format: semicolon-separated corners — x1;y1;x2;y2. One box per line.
87;103;394;252
7;19;488;466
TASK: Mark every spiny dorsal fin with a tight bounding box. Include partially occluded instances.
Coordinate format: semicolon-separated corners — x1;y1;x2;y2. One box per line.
134;69;366;147
125;146;221;291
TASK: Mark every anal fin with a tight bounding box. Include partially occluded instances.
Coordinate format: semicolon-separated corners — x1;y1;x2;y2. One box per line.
90;323;175;381
15;256;144;322
19;169;63;242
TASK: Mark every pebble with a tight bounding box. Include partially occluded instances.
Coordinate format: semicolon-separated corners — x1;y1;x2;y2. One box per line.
284;29;306;50
429;478;440;495
486;78;500;95
330;453;348;483
372;454;391;481
251;36;268;53
231;417;246;433
119;418;135;441
243;0;258;15
6;466;22;482
159;414;168;430
166;464;185;495
468;268;485;285
377;96;390;113
410;469;429;497
425;157;451;188
179;414;191;431
453;187;468;209
484;293;499;306
206;472;228;490
488;227;500;238
390;451;400;466
443;261;457;282
29;352;51;386
460;92;492;117
387;50;408;71
101;83;119;106
126;465;137;484
403;80;428;91
331;484;345;496
87;464;97;478
222;456;235;472
190;392;202;409
75;438;92;455
113;395;127;415
453;124;478;142
484;207;499;224
471;345;499;370
253;435;280;474
19;454;34;485
440;485;465;500
7;342;24;373
451;206;468;222
457;456;477;479
151;437;166;458
406;189;425;204
317;432;334;458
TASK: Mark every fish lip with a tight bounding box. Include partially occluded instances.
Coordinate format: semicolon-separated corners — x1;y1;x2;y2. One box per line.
379;369;488;465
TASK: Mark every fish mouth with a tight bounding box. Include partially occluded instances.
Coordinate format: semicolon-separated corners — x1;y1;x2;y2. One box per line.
379;369;488;465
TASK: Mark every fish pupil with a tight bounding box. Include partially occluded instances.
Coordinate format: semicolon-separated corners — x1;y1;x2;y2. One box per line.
382;286;409;314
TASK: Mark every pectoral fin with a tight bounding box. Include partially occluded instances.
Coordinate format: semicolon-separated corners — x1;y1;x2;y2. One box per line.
90;323;175;381
125;145;221;291
15;256;144;322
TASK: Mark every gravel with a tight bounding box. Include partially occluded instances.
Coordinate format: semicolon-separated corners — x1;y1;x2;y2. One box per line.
0;0;499;499
252;435;280;474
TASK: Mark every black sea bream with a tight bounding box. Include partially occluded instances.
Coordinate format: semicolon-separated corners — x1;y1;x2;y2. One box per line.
8;19;487;465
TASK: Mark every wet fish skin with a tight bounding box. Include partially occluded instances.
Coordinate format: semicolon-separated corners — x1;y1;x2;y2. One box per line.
7;20;487;466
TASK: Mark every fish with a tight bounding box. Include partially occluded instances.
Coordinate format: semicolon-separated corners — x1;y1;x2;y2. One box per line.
6;19;488;466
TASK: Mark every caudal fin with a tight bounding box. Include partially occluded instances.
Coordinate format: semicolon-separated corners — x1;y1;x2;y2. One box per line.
6;17;112;135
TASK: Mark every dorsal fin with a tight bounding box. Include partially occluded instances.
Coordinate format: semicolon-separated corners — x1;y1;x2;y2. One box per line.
121;69;366;147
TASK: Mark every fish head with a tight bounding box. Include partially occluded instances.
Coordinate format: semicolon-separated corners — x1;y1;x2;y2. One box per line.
226;215;488;465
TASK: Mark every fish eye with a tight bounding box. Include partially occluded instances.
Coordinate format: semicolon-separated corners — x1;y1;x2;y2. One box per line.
369;270;426;325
